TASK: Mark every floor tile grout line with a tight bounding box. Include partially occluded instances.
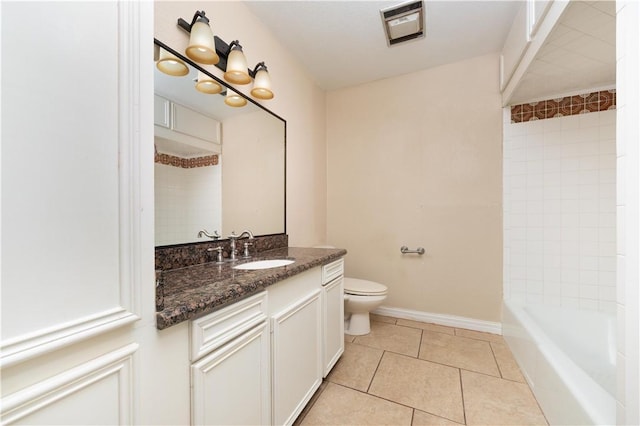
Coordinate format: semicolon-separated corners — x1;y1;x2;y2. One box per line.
458;368;468;425
334;329;540;425
392;322;456;336
334;381;419;412
364;342;504;379
488;340;504;379
413;408;467;426
362;348;464;425
362;383;463;424
411;353;502;379
455;366;539;395
365;349;386;393
327;354;467;426
348;340;421;359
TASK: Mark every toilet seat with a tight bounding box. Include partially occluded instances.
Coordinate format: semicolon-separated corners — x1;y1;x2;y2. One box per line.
344;278;388;296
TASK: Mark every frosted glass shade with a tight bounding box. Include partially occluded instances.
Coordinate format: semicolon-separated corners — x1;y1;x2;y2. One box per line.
250;68;274;100
224;90;247;107
224;47;251;85
156;48;189;76
195;71;222;94
185;19;219;65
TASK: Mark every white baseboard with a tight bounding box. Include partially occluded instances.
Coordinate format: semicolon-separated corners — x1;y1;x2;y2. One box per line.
373;306;502;335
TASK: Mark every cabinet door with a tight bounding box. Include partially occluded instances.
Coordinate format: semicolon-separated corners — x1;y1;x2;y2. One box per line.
323;276;344;377
172;103;220;144
154;94;170;128
271;289;322;426
191;322;270;426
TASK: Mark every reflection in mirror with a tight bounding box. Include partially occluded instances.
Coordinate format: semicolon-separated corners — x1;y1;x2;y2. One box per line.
154;40;286;247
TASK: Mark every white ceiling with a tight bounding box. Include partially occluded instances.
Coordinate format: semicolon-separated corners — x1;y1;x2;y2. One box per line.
245;1;521;91
245;1;616;103
509;0;616;104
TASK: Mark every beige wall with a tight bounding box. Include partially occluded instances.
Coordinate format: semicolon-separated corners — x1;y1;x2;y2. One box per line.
155;1;327;246
326;54;503;322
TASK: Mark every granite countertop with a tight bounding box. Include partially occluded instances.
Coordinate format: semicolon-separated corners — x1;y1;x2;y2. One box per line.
156;247;347;330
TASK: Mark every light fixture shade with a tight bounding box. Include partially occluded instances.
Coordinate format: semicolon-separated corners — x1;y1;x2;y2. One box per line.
224;90;247;107
250;67;274;100
186;18;219;65
195;71;222;94
224;42;251;85
156;48;189;76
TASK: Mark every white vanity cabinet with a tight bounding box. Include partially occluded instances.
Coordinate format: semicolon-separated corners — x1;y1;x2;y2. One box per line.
188;258;344;426
190;292;270;426
269;268;323;426
322;259;345;377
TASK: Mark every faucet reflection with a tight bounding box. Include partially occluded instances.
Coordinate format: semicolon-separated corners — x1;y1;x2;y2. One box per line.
197;229;220;240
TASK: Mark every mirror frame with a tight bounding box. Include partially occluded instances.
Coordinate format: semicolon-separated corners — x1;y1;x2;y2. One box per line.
154;38;287;247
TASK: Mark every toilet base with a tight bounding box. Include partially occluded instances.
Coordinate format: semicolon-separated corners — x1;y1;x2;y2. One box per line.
344;312;372;335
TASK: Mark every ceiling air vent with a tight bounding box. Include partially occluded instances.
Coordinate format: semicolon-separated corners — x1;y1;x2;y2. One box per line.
380;0;425;47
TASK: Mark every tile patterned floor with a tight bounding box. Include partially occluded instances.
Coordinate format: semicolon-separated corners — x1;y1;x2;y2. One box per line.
296;315;547;425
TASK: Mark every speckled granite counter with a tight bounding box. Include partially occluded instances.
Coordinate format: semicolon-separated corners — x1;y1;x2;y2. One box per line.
156;247;347;330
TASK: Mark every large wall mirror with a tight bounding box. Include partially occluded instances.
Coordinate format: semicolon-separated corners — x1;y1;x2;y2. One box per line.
154;39;286;247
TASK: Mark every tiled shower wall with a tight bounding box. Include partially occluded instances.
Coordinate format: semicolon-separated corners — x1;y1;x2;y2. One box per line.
503;108;617;313
155;162;221;246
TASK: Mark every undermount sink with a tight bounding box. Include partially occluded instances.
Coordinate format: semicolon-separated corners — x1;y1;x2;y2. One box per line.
233;259;295;270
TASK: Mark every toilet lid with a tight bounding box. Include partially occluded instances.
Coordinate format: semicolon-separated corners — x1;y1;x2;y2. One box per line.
344;278;388;296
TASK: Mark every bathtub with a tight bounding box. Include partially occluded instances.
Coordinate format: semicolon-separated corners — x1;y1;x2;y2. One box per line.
503;300;616;425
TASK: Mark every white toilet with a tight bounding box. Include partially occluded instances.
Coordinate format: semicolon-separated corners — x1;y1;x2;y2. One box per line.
313;245;389;335
344;278;388;335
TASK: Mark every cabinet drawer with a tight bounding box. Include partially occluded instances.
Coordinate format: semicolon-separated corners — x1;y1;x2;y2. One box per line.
322;258;344;285
190;291;267;362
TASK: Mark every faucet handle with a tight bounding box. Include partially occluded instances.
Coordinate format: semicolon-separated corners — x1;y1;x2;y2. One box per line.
207;246;224;263
242;242;253;259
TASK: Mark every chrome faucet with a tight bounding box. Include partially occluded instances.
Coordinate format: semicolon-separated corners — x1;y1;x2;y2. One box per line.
227;230;254;261
197;229;220;240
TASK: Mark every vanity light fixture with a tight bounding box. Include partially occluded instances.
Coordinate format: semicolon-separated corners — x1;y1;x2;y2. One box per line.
195;70;223;94
223;41;251;85
177;10;275;101
156;47;189;76
181;11;219;65
224;89;248;108
250;62;274;100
